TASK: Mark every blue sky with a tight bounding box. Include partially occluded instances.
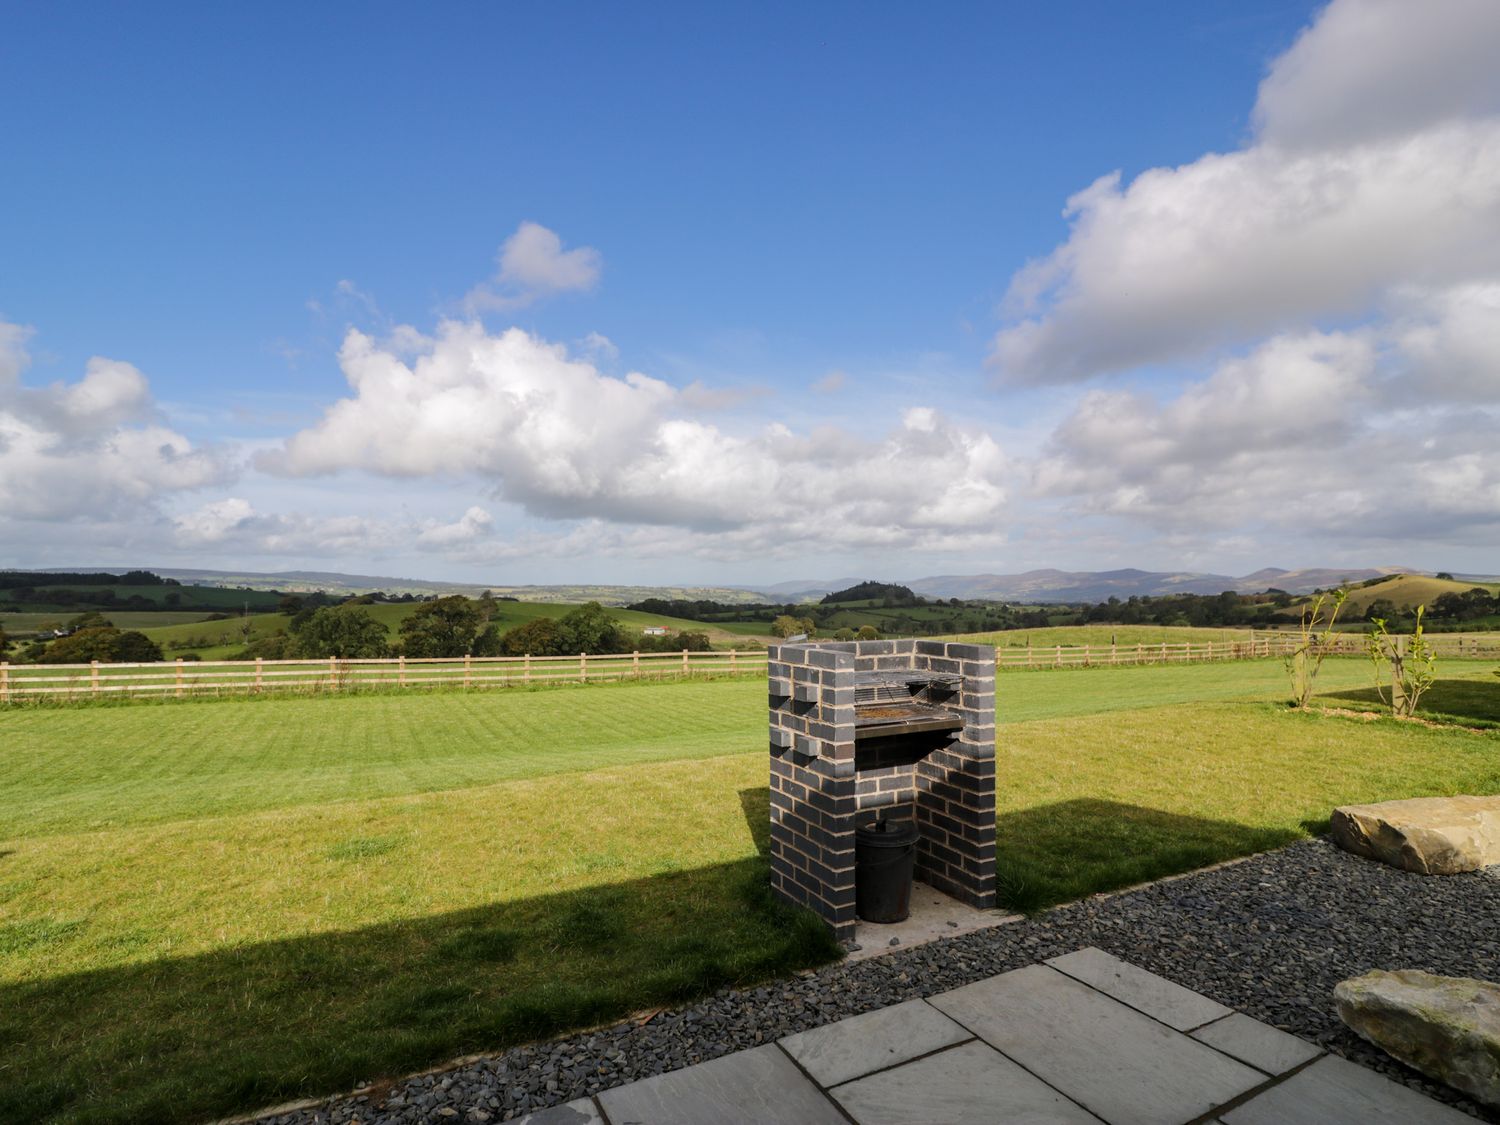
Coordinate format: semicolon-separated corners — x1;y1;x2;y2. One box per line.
3;1;1498;585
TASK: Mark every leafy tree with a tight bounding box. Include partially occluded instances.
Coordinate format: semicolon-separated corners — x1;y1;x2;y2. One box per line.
0;622;8;652
499;617;568;656
40;627;125;663
856;625;880;640
771;615;813;638
113;631;165;662
1285;588;1349;708
477;590;498;620
67;610;113;631
558;602;628;654
398;596;483;657
471;623;505;657
833;628;856;641
290;606;389;659
637;630;712;652
1368;605;1437;718
40;627;162;663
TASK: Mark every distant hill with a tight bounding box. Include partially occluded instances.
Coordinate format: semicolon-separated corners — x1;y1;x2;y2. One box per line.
903;567;1418;603
74;568;770;607
1288;573;1500;617
821;581;918;605
755;566;1436;604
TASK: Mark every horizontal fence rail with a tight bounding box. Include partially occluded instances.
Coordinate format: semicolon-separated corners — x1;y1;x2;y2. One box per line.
991;632;1500;669
2;632;1494;704
0;649;767;702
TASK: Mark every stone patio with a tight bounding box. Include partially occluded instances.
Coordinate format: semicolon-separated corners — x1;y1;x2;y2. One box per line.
518;946;1472;1125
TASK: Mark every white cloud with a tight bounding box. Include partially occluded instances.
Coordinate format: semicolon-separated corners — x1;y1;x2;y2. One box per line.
814;370;848;393
415;505;494;547
1254;0;1500;150
990;0;1500;385
259;320;1012;551
0;321;230;522
577;331;619;361
1389;282;1500;404
1034;325;1500;542
465;222;602;311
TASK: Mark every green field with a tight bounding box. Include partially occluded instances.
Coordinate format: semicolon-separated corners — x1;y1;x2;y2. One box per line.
0;611;221;636
9;584;284;611
3;659;1498;1123
948;624;1255;648
137;600;771;659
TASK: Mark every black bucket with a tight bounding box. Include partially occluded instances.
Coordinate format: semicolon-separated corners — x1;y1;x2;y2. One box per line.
855;817;918;923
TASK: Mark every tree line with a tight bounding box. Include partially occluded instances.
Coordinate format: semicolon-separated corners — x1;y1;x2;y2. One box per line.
240;598;712;661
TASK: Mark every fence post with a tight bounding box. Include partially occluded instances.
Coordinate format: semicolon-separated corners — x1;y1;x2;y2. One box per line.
176;657;184;699
1160;642;1168;664
91;660;100;696
1083;643;1091;667
683;648;690;676
0;661;8;704
1027;641;1033;668
255;657;263;693
524;653;531;684
633;650;640;678
730;649;737;674
1054;644;1061;668
399;654;406;688
329;655;337;691
580;652;588;683
1111;642;1117;665
464;652;472;689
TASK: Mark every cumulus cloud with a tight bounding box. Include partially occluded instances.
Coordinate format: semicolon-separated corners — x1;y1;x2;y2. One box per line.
1034;323;1500;542
1389;283;1500;404
1254;0;1500;150
259;320;1011;551
415;505;494;547
0;321;230;521
990;0;1500;385
465;222;602;311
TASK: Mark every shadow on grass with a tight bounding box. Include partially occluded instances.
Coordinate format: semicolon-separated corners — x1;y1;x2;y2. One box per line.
0;792;838;1125
737;785;771;856
1317;679;1500;727
995;798;1299;914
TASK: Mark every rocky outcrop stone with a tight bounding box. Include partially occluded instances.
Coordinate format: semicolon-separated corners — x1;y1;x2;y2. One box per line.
1330;795;1500;874
1335;969;1500;1108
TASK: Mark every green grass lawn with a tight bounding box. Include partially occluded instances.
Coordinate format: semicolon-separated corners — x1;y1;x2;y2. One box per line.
2;660;1498;1123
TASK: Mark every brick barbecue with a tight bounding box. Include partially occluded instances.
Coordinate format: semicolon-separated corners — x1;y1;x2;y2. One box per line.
767;639;997;940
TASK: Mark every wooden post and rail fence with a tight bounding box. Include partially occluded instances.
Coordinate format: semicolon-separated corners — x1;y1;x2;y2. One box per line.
0;631;1494;704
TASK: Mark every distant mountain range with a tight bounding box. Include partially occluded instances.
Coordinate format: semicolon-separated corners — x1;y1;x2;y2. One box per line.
749;567;1430;604
17;564;1493;606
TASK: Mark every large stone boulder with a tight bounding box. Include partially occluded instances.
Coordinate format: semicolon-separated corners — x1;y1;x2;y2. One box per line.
1335;969;1500;1109
1330;795;1500;874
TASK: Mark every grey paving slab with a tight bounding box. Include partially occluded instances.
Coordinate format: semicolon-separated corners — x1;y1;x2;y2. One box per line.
931;964;1265;1125
1220;1053;1474;1125
1191;1012;1323;1075
594;1043;846;1125
831;1040;1099;1125
780;997;971;1087
516;1097;604;1125
1047;946;1231;1031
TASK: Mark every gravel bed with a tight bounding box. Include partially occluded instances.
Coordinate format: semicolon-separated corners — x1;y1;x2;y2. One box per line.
255;838;1499;1124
